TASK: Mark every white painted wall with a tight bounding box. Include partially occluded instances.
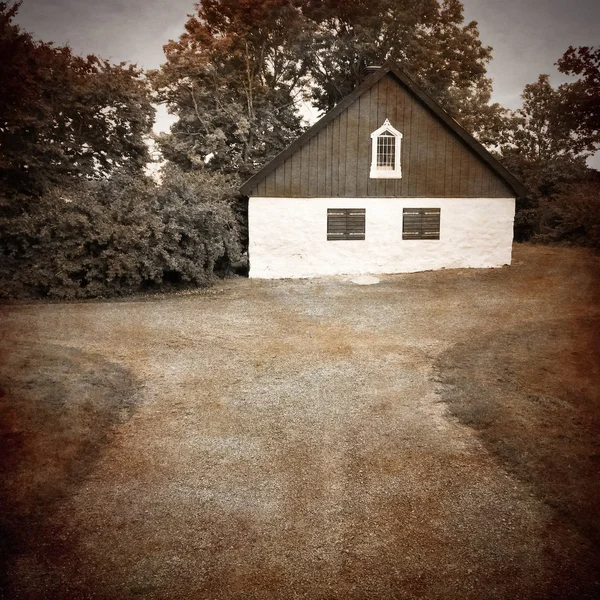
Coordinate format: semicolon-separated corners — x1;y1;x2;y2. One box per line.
248;197;515;278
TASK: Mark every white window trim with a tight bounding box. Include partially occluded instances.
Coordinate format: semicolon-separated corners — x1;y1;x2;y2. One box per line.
370;118;402;179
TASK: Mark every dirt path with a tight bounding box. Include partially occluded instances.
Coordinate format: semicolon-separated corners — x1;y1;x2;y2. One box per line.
1;244;599;599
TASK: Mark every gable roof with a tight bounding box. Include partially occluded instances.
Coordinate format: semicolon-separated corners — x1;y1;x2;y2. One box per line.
240;62;527;198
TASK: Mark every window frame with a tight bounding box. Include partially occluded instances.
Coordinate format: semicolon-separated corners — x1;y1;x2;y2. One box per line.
370;119;403;179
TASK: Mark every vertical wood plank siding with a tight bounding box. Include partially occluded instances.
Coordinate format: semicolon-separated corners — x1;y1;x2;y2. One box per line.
367;86;379;197
377;75;388;198
356;94;368;197
252;74;513;198
331;117;340;196
345;95;360;196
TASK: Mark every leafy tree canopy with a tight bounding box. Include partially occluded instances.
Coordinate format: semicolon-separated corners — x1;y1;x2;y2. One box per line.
500;47;600;191
152;0;504;179
503;73;599;168
556;45;600;155
150;0;313;180
499;47;600;241
0;1;155;199
303;0;504;142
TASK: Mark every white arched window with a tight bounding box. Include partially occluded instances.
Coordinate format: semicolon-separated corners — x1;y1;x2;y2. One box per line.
370;118;402;179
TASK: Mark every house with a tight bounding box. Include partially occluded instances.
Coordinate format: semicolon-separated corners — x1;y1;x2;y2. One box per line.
240;63;526;279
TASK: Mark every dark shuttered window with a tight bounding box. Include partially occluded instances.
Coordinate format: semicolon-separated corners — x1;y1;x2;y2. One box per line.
327;208;366;240
402;208;441;240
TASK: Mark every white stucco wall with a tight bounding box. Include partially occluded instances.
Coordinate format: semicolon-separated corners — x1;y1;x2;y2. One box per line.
248;197;515;278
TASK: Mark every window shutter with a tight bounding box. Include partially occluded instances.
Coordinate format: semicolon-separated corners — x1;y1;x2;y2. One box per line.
327;208;365;240
402;208;440;240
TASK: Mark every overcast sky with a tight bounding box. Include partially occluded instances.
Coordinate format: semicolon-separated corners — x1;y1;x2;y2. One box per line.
13;0;600;166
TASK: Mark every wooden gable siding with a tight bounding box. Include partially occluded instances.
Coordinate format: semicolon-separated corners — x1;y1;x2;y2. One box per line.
254;74;513;198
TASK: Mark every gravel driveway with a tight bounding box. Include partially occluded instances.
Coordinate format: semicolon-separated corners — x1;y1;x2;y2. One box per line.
1;244;598;599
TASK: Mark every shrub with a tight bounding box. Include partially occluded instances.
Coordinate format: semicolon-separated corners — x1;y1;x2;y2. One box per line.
0;168;241;299
535;181;600;249
501;154;592;243
151;166;242;285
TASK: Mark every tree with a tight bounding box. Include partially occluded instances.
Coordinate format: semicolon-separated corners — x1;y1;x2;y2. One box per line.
150;0;313;180
502;63;599;185
303;0;505;142
0;1;155;199
501;47;600;172
556;46;600;155
499;51;600;242
152;0;505;179
501;75;581;168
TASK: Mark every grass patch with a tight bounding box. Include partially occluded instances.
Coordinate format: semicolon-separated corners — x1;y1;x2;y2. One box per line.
434;317;600;596
0;343;141;590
